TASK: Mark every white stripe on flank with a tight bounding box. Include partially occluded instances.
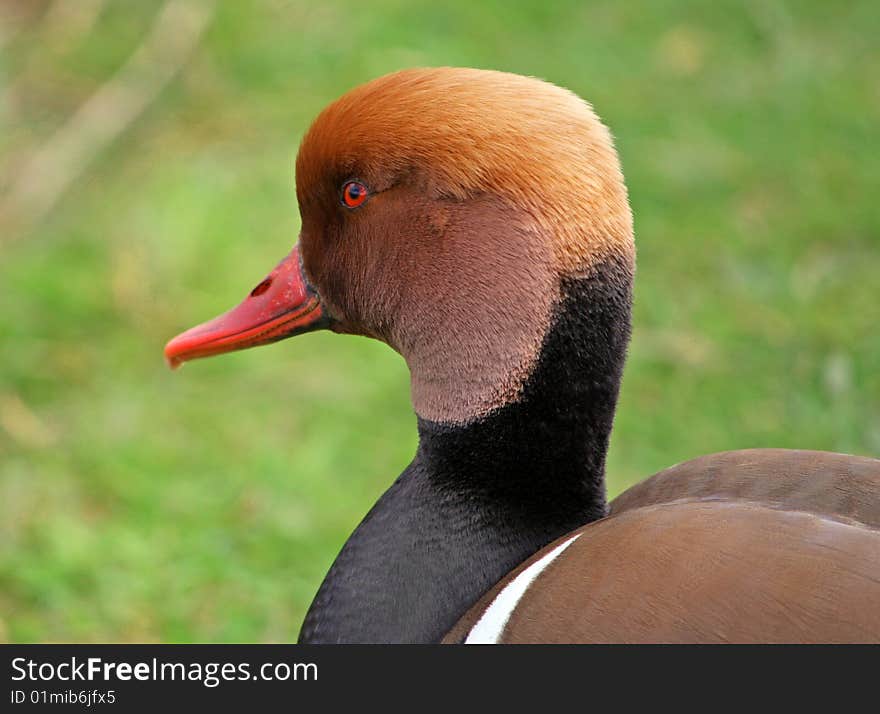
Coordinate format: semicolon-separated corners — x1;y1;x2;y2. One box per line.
465;533;582;644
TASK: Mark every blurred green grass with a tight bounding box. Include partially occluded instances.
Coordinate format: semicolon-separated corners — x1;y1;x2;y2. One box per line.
0;0;877;642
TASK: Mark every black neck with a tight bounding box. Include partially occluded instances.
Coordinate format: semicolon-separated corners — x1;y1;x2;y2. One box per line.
297;257;632;643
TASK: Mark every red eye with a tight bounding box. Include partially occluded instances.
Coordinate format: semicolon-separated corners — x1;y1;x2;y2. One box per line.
342;181;369;208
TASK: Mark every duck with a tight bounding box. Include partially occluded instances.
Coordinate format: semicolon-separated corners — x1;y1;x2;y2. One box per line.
164;68;880;644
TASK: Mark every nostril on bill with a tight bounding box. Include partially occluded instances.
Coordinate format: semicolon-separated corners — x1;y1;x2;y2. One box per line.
250;277;272;297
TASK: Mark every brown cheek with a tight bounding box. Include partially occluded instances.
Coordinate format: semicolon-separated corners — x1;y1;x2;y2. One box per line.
300;217;353;319
300;200;404;342
390;196;558;422
300;192;557;422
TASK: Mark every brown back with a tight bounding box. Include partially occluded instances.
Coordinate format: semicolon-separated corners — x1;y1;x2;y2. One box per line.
445;449;880;643
611;448;880;527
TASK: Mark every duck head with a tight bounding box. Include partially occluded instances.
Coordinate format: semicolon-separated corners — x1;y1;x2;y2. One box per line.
165;68;634;424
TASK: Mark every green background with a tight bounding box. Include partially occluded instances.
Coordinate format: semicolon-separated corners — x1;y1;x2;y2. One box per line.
1;0;877;642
